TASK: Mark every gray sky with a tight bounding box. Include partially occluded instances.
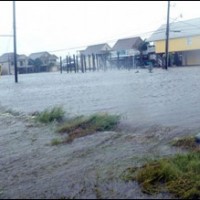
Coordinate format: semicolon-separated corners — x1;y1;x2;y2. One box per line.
1;1;200;57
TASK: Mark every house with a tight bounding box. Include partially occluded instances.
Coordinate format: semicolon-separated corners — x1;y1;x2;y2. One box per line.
29;51;58;72
110;37;143;68
82;43;111;70
0;53;14;75
147;17;200;66
18;54;34;74
0;53;29;75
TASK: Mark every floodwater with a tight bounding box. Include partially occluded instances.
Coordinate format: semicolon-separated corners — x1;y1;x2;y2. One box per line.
0;67;200;199
0;67;200;128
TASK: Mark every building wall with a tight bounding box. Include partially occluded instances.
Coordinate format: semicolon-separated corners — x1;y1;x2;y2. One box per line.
49;66;59;72
0;60;29;75
1;64;9;75
18;59;29;68
155;35;200;53
0;62;13;75
182;50;200;65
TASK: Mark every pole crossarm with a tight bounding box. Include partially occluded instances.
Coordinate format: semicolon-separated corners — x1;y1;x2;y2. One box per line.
0;35;13;37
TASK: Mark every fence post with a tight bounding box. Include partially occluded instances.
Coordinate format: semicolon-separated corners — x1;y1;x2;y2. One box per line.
60;56;62;74
76;55;79;73
81;54;84;73
66;56;68;73
96;54;99;71
73;54;76;73
88;55;91;71
84;55;87;72
117;52;120;69
92;53;96;71
68;56;71;72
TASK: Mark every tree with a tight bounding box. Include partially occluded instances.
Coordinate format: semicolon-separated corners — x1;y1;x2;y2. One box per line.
28;58;43;72
138;40;149;52
34;58;43;68
138;40;149;66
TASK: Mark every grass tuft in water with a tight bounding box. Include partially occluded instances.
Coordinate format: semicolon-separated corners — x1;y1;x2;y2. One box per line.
122;152;200;199
35;106;65;124
51;138;64;146
57;113;120;143
171;136;200;152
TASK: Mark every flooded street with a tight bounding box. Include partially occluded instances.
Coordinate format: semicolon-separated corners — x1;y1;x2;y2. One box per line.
1;67;200;128
0;67;200;199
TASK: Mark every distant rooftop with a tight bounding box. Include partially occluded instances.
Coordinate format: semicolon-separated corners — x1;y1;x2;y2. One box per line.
112;37;143;51
147;17;200;42
0;53;17;63
29;51;51;60
84;43;111;55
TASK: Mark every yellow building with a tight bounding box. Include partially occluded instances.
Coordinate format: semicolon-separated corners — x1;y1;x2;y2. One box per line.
148;18;200;66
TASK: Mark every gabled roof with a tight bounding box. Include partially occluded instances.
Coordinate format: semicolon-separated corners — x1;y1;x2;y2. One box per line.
18;54;28;60
29;51;51;60
112;37;143;51
0;53;29;63
0;53;16;63
148;17;200;42
84;43;111;55
51;54;58;59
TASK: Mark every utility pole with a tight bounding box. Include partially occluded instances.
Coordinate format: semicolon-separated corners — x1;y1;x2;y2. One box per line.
165;1;170;70
13;1;18;83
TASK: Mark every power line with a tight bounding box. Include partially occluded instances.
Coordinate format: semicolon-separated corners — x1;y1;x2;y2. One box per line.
1;15;199;56
48;29;164;54
1;24;198;56
48;18;200;54
45;25;200;55
47;18;166;54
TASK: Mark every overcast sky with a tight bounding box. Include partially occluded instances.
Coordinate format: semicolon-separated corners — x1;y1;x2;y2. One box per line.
1;1;200;57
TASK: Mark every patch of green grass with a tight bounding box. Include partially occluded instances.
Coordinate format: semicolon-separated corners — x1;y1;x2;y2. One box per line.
51;138;64;146
0;187;4;196
35;106;65;124
122;152;200;199
120;167;138;181
57;113;120;143
171;136;199;151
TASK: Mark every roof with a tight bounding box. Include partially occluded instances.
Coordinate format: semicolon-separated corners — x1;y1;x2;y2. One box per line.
0;53;16;63
29;51;51;60
84;43;111;55
112;37;143;51
51;54;58;59
18;54;28;60
147;17;200;42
